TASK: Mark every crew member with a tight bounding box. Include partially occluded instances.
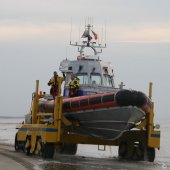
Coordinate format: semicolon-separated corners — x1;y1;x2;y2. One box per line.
48;71;65;99
69;74;80;97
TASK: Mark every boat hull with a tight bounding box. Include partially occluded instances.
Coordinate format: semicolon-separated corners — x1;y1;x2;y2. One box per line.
64;106;145;140
38;91;147;139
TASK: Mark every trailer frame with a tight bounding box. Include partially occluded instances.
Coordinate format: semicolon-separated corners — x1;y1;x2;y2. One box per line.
15;79;160;161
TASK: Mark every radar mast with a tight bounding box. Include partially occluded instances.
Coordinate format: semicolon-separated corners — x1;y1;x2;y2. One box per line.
70;23;106;58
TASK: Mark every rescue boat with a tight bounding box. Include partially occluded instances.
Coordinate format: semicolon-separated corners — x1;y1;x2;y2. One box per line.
39;91;150;139
36;23;151;139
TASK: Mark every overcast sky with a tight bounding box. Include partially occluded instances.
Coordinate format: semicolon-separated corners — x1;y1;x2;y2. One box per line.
0;0;170;120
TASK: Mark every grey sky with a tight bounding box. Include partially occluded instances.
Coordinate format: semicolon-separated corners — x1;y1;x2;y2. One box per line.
0;0;170;119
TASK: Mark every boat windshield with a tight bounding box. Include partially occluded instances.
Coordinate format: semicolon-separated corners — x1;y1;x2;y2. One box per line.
103;74;113;87
65;73;72;85
77;73;88;85
90;73;102;85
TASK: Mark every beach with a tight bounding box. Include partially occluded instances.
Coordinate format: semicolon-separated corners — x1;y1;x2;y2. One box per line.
0;117;169;170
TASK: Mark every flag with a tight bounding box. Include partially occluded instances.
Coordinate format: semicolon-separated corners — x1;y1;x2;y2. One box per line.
81;30;89;38
91;30;98;40
87;35;92;41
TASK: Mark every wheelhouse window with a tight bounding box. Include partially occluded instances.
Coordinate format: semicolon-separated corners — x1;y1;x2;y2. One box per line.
90;73;101;85
103;74;113;87
77;73;88;85
65;73;72;85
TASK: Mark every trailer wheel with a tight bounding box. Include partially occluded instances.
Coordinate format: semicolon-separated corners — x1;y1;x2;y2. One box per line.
63;143;77;155
56;143;77;155
131;142;144;161
119;141;138;160
118;142;128;158
14;133;19;151
144;147;155;162
42;143;55;159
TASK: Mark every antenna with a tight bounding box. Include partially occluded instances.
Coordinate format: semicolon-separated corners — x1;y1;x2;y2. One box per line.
101;26;103;46
66;46;68;59
84;17;86;27
105;20;107;47
78;23;81;44
70;17;72;44
70;19;106;57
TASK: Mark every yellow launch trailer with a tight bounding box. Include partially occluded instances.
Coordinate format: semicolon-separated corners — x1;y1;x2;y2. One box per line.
15;80;160;161
15;79;64;158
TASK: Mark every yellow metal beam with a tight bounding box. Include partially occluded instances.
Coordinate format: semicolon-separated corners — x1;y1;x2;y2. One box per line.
149;82;153;99
147;82;160;148
53;76;65;142
32;80;39;124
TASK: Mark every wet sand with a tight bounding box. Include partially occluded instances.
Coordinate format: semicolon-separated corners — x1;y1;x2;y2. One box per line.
0;143;169;170
0;118;170;170
0;154;27;170
38;153;169;170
